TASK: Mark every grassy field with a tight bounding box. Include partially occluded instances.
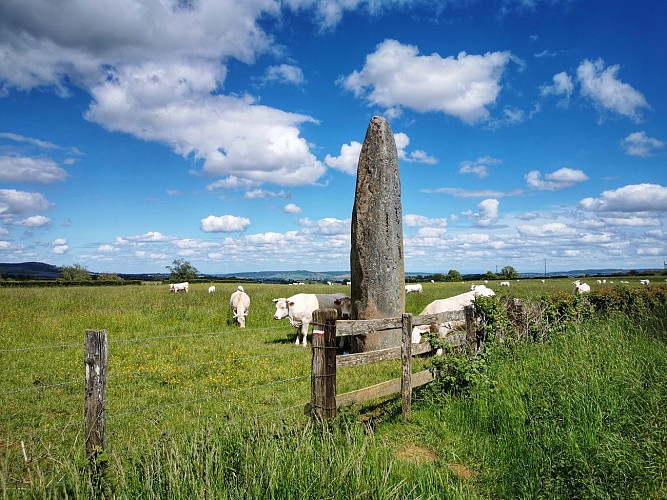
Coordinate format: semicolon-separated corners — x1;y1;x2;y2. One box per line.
1;277;665;498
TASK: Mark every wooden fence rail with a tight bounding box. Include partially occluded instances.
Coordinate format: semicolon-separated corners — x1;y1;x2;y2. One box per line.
308;306;475;421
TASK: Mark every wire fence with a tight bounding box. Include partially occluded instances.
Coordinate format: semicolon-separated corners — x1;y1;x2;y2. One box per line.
0;349;301;398
106;375;309;421
0;325;288;354
1;323;312;450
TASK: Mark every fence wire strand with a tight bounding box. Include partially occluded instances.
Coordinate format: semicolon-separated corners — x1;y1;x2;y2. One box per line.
0;325;290;354
0;378;84;397
4;375;309;446
107;375;309;421
0;342;82;354
0;349;301;398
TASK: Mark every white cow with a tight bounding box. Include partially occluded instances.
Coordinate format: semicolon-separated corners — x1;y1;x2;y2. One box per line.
405;283;423;293
208;285;216;293
333;296;352;319
572;280;591;294
500;281;510;287
230;286;250;328
640;279;650;285
169;282;189;293
412;287;496;343
273;293;349;346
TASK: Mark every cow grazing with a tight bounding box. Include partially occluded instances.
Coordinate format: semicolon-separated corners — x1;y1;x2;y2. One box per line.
412;287;496;343
230;286;250;328
572;280;591;294
273;293;348;346
405;283;423;293
208;286;216;293
169;282;189;293
640;279;650;285
499;281;510;287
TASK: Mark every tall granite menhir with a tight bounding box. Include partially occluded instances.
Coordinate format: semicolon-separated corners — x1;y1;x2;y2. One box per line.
350;116;405;352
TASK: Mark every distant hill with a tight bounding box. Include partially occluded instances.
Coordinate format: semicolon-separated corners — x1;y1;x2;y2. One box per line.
219;269;351;283
0;262;61;279
0;262;661;282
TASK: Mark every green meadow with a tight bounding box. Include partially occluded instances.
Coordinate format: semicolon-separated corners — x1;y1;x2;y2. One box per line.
1;278;665;498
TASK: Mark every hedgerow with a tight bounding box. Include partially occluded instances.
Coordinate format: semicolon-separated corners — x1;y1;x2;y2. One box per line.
428;285;667;397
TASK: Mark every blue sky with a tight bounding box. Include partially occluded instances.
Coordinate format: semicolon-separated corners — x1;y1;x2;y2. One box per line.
0;0;665;275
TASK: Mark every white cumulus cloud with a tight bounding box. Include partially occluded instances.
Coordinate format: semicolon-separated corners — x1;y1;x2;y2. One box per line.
283;203;302;214
51;238;68;254
525;167;588;191
326;131;437;175
201;215;251;233
260;64;305;86
118;231;172;243
464;198;500;227
458;156;502;178
297;217;350;236
540;71;574;107
341;39;516;124
0;189;53;218
0;156;67;183
580;183;667;213
14;215;51;227
403;214;448;228
576;58;650;122
0;0;327;187
517;222;576;237
620;131;665;158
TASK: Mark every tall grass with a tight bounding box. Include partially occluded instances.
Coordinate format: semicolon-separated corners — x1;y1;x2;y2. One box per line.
416;307;667;499
2;281;665;498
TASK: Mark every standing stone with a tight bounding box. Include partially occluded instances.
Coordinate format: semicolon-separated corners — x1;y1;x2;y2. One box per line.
350;116;405;352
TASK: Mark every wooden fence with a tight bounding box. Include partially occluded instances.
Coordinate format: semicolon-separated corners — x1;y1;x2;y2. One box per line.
307;305;477;421
80;307;476;474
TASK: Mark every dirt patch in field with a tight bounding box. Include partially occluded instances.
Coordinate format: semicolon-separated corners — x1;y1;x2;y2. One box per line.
448;462;475;480
396;442;438;464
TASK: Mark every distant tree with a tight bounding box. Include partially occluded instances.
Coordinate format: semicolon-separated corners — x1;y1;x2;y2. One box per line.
166;259;199;282
97;273;124;282
60;264;92;281
484;270;497;280
446;269;462;282
431;273;446;282
500;265;519;279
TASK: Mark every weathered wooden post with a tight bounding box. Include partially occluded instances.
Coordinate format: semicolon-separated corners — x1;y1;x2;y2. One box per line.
350;116;405;352
464;305;477;352
84;329;108;465
311;309;338;420
401;313;413;421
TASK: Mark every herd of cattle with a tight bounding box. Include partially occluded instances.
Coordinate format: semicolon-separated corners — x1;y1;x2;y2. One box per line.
168;278;656;346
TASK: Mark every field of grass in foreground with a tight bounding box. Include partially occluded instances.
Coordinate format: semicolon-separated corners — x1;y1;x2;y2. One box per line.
2;283;665;498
